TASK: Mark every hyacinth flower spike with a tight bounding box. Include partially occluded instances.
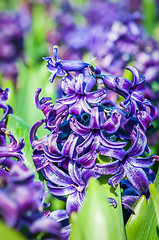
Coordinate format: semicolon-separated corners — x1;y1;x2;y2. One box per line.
43;45;89;82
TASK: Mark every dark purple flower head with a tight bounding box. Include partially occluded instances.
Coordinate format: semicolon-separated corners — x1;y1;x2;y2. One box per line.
31;46;159;224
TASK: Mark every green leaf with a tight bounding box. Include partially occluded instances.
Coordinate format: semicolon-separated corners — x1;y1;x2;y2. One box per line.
6;114;39;181
142;0;157;35
70;212;83;240
149;183;159;226
70;178;126;240
16;61;57;130
125;195;147;240
125;168;159;240
99;175;126;240
97;155;126;240
0;221;26;240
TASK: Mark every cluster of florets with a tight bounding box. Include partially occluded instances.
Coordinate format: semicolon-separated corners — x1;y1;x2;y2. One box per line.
30;47;159;225
48;0;159;114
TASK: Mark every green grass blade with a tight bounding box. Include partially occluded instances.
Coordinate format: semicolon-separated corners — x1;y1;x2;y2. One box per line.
0;222;26;240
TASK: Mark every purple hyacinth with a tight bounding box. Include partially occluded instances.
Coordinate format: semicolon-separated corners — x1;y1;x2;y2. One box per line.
30;48;159;212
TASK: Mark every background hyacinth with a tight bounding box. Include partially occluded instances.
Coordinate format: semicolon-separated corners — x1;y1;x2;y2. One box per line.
0;0;159;239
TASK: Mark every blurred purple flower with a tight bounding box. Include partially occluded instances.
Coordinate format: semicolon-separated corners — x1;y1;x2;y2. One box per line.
0;10;30;84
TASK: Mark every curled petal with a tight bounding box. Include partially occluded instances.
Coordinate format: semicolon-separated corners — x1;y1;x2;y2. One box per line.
130;155;158;168
86;89;107;104
127;126;147;157
124;161;150;193
76;132;94;154
43;147;65;163
108;166;125;188
30;216;62;238
114;76;131;97
69;98;82;116
81;168;98;184
94;160;120;175
133;77;146;92
70;117;90;135
33;156;49;171
80;96;92;114
62;133;78;159
143;98;156;121
125;66;139;87
122;195;139;211
103;74;130;98
137;111;152;131
34;88;42;110
68;161;84;186
49;70;58;83
66;191;80;215
90;107;100;129
98;146;126;160
99;130;127;149
47;183;75;196
43;163;74;186
60;60;89;72
131;92;144;102
0;103;13;120
29;120;45;144
75;74;84;94
84;75;96;92
57;94;77;105
101;111;121;133
75;150;97;168
50;209;69;222
48;133;61;155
